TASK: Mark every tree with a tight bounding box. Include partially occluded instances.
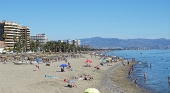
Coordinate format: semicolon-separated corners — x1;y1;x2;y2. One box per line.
2;33;7;40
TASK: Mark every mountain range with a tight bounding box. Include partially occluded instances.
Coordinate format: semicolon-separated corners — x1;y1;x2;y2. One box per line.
79;37;170;49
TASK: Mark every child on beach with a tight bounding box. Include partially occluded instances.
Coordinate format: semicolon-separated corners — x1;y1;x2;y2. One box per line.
35;65;40;71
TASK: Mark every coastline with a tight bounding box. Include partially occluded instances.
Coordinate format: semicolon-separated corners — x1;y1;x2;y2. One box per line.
109;61;150;93
97;62;127;93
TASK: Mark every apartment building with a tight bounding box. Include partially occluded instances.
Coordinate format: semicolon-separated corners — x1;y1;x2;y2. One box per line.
67;39;72;45
0;20;30;50
20;26;30;50
73;39;81;47
30;34;50;45
58;40;63;43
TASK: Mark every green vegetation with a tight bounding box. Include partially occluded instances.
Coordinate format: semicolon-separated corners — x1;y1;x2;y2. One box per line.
12;40;92;53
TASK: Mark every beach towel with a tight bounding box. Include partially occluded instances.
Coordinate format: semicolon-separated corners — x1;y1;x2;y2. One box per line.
45;75;57;78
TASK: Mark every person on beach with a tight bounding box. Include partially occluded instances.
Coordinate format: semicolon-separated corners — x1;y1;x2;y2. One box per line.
35;65;40;71
144;72;147;80
132;79;138;87
68;62;71;68
127;70;131;78
100;62;104;66
127;61;130;65
122;61;125;66
130;65;133;72
61;67;64;72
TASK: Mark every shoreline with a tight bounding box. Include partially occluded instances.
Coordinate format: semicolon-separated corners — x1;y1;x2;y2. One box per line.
97;62;127;93
109;61;150;93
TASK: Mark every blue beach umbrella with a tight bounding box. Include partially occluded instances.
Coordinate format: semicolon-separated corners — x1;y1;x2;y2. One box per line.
60;64;68;67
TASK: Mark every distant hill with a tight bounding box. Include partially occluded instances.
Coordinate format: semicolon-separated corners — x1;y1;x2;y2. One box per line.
79;37;170;49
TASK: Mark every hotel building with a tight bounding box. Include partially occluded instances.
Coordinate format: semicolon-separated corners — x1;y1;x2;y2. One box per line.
58;40;64;43
73;39;81;47
30;34;50;45
67;39;72;45
0;20;30;50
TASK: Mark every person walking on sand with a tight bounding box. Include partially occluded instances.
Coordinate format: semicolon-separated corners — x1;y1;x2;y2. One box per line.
131;79;137;87
144;72;147;80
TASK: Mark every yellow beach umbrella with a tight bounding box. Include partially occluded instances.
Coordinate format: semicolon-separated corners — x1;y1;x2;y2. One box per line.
106;57;112;61
84;88;100;93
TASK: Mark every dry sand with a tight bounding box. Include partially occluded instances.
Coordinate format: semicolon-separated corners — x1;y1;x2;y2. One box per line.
0;54;122;93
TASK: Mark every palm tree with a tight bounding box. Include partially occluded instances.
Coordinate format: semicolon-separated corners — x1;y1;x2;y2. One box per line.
2;33;7;41
58;42;62;53
35;40;40;52
30;40;36;52
13;36;17;49
62;42;68;53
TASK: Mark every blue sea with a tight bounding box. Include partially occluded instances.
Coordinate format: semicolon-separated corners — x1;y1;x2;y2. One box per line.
105;50;170;93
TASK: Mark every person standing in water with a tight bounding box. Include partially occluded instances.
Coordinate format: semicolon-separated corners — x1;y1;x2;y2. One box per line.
144;72;147;80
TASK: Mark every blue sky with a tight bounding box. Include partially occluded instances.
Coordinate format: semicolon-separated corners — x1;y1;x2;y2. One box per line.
0;0;169;40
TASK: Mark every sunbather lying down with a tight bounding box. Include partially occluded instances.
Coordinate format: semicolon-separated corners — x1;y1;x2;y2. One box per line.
75;74;93;81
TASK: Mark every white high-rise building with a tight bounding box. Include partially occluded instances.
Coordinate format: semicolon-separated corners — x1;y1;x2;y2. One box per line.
73;39;81;47
30;34;50;45
77;40;81;46
58;40;63;43
67;39;72;45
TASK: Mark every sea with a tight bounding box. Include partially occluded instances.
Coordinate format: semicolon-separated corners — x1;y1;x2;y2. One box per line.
104;49;170;93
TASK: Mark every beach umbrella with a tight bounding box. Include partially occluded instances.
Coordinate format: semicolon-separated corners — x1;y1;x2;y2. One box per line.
86;60;92;63
84;88;100;93
106;57;112;61
60;64;68;67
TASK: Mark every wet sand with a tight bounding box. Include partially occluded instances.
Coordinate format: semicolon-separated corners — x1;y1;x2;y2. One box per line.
110;61;150;93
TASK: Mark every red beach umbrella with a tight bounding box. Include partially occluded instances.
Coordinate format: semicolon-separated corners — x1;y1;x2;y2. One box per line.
86;60;92;63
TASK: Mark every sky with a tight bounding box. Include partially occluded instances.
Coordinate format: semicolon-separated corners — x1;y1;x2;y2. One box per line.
0;0;169;40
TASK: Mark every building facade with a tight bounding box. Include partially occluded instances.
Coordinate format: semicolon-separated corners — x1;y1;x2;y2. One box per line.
30;34;50;45
67;39;72;45
73;39;81;47
0;41;5;48
0;20;30;50
58;40;63;43
20;26;30;50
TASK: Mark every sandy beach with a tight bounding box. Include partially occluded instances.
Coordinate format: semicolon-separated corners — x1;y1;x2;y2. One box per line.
0;53;150;93
0;54;123;93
